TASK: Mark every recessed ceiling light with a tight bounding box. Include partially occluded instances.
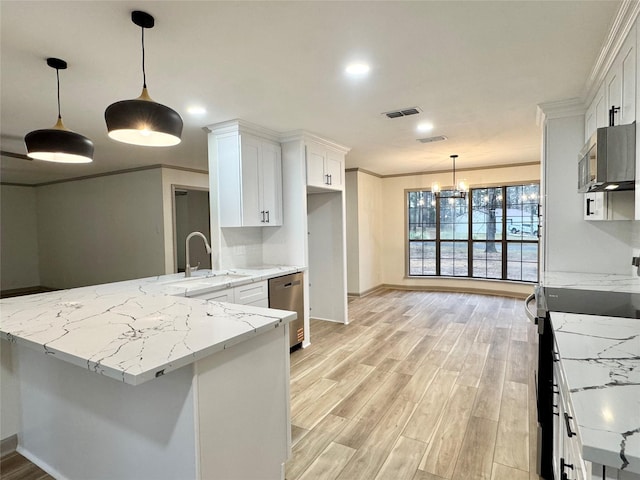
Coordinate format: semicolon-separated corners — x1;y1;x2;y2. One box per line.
187;106;207;115
345;62;370;76
417;122;433;133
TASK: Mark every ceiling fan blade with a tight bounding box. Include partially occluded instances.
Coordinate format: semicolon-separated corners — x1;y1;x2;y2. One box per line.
0;150;32;161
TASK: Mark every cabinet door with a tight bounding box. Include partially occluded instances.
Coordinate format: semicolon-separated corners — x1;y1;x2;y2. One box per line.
584;192;606;220
585;102;596;142
595;88;608;129
620;33;636;125
306;144;328;188
325;151;344;190
606;65;622;126
260;141;283;226
240;134;263;226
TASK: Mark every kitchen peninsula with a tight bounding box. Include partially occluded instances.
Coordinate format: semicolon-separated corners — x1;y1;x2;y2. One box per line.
0;267;301;480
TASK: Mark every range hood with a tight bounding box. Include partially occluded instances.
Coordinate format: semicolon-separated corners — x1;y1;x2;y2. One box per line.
578;122;636;193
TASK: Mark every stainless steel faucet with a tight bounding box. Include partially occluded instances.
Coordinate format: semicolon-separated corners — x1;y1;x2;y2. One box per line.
185;231;212;277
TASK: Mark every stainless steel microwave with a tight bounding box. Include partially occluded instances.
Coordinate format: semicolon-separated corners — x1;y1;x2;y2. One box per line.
577;122;636;192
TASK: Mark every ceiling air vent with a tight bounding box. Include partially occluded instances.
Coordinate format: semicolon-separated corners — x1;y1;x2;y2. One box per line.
417;135;447;144
382;107;422;119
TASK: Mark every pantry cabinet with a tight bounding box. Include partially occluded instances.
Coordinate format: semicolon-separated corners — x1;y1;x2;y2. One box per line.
212;124;283;228
306;142;345;191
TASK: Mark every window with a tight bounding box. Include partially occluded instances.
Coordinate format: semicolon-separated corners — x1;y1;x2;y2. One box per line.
407;183;539;282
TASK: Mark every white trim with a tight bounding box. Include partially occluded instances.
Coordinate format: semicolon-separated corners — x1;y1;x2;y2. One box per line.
204;119;281;143
279;130;351;154
536;98;585;125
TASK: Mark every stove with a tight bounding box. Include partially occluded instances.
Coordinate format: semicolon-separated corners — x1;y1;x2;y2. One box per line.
541;287;640;319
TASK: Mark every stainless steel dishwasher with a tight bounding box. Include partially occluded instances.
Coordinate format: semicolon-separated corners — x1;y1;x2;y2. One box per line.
268;272;304;348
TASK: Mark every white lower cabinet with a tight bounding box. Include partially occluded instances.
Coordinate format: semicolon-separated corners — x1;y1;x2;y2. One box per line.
553;344;591;480
191;280;268;307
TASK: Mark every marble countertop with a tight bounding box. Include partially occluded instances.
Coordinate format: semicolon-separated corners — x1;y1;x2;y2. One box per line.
0;266;302;385
542;271;640;293
551;312;640;474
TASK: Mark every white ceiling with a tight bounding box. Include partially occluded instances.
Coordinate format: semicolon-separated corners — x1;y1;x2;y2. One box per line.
0;1;620;185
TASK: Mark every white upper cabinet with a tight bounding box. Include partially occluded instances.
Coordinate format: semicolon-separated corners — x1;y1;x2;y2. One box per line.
585;25;636;140
214;126;283;227
306;141;345;191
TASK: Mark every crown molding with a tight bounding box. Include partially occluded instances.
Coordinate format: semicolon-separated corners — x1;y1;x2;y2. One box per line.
279;130;351;154
583;0;640;105
536;98;585;126
204;119;281;143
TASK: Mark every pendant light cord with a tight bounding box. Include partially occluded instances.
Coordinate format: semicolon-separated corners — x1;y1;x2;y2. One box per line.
56;68;62;119
141;26;147;88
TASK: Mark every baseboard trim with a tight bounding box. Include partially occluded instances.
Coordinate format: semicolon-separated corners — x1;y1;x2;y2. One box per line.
348;284;385;298
0;434;17;456
309;316;349;325
380;283;529;300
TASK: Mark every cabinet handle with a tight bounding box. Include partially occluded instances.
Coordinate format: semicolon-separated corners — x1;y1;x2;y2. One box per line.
560;456;575;479
563;412;576;438
261;211;265;223
586;197;593;216
328;174;332;185
266;210;270;223
552;351;560;362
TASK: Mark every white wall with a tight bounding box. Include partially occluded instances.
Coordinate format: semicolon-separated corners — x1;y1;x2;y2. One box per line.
357;172;383;294
543;114;635;274
379;164;540;297
37;169;166;289
0;185;40;290
345;170;384;296
160;168;209;273
345;171;360;294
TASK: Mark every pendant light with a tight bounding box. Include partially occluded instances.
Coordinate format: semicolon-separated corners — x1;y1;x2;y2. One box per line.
105;10;183;147
432;154;468;199
24;58;94;163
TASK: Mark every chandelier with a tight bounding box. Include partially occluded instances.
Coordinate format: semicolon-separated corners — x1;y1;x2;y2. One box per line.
432;154;468;199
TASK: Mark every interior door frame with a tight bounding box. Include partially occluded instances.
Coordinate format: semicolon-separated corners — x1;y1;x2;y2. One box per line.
171;184;210;273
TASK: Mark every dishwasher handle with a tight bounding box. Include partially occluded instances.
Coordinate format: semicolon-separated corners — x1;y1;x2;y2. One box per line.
273;280;301;289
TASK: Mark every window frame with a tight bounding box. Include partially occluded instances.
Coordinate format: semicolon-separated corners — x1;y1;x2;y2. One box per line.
405;181;540;283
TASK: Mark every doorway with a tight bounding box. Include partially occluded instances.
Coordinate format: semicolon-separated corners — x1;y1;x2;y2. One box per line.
173;186;211;273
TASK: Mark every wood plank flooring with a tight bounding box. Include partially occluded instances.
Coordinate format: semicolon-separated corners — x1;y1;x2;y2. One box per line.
0;289;539;480
286;289;539;480
0;451;52;480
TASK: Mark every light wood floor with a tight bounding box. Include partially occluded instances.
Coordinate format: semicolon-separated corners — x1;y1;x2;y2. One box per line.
0;289;539;480
286;289;539;480
0;451;52;480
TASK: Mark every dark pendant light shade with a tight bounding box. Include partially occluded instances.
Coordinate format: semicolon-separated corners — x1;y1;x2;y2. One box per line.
105;11;183;147
25;58;94;163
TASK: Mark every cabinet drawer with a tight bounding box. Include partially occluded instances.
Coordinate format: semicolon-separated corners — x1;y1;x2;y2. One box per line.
233;281;268;305
193;288;233;302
